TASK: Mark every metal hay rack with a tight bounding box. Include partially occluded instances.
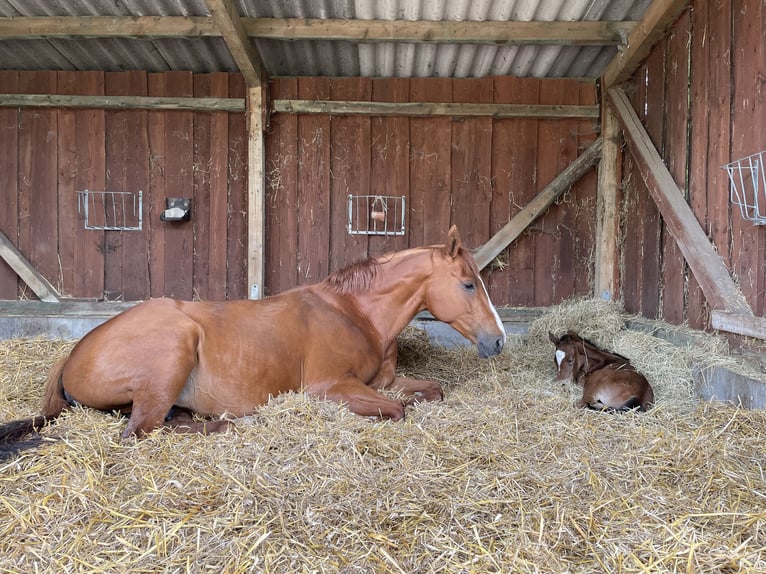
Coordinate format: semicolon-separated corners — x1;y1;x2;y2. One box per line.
77;190;143;231
347;194;406;236
722;150;766;225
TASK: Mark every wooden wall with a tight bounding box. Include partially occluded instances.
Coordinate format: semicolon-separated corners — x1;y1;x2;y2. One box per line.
620;0;765;328
0;72;599;305
265;76;599;304
0;71;249;301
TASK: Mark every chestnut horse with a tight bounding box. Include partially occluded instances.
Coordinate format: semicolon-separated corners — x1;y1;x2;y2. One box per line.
548;331;654;412
0;226;505;455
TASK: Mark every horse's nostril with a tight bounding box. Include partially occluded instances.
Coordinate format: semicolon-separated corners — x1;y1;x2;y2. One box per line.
495;336;504;352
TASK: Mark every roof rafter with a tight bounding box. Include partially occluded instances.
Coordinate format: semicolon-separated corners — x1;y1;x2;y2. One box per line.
203;0;265;87
0;16;635;46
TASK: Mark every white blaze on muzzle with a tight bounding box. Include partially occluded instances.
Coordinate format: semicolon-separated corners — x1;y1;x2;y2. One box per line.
478;276;506;347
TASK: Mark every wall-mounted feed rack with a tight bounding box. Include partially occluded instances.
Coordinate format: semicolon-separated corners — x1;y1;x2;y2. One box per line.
723;150;766;225
77;190;143;231
347;195;406;236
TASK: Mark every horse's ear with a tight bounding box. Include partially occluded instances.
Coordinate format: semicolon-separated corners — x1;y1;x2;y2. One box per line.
446;225;462;258
548;332;559;344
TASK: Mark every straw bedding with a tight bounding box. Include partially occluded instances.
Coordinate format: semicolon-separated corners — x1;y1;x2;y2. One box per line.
1;299;765;573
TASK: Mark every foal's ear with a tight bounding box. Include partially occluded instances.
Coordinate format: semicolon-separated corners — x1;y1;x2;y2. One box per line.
446;225;462;258
548;331;559;344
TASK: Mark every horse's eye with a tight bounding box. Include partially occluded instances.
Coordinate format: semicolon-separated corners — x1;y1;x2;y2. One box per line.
462;282;476;293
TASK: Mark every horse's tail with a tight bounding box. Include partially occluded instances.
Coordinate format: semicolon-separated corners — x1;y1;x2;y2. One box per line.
0;357;70;458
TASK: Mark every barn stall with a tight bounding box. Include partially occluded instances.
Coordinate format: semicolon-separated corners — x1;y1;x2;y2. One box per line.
0;0;765;571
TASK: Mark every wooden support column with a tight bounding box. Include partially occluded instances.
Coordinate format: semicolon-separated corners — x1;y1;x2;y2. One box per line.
247;86;265;299
594;104;621;301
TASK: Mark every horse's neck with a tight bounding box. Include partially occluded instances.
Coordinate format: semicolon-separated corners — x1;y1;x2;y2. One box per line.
353;249;433;345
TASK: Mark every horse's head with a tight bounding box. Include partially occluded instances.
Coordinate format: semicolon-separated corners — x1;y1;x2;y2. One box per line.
425;226;505;358
549;331;583;384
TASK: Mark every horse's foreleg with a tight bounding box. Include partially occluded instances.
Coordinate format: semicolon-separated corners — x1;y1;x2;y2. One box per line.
385;376;444;405
308;377;405;420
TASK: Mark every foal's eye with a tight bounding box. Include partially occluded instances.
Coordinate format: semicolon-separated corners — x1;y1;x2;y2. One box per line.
462;282;476;293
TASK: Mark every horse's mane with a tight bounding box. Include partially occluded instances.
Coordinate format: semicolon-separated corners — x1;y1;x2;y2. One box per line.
322;257;380;294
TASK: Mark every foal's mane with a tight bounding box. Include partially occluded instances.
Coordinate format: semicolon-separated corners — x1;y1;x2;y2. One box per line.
561;332;630;363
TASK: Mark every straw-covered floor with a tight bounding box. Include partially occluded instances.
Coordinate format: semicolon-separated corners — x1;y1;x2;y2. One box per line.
1;298;765;573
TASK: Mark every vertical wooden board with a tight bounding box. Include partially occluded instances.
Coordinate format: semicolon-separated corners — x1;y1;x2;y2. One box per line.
0;71;19;298
147;74;168;299
571;81;599;299
58;71;106;300
329;77;371;271
17;71;58;299
161;71;195;300
368;78;410;257
206;73;231;300
265;77;298;296
638;47;665;319
227;74;248;299
661;12;691;325
690;0;733;325
409;78;452;248
105;71;150;301
192;74;212;299
730;0;766;316
549;79;582;303
533;80;569;307
296;77;331;284
490;77;540;307
450;78;493;256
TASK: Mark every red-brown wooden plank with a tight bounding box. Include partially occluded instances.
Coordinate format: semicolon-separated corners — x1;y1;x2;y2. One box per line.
691;0;734;326
161;71;194;300
329;77;371;271
296;77;331;285
146;73;168;299
192;73;212;300
369;78;409;258
490;77;540;307
17;71;58;300
730;0;766;316
0;71;19;298
409;78;452;248
571;81;599;299
105;71;149;301
227;74;248;300
450;77;493;255
265;77;298;296
57;71;106;300
661;12;690;325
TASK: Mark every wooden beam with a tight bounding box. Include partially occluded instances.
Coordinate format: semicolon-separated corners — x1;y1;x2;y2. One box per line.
0;16;636;46
474;138;602;270
594;103;621;301
0;230;60;303
601;0;689;88
0;93;243;112
204;0;266;87
0;16;216;38
247;86;266;299
245;18;636;46
608;87;752;315
711;311;766;341
274;100;600;119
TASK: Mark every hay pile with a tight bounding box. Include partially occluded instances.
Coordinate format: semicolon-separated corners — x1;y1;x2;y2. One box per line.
1;299;765;573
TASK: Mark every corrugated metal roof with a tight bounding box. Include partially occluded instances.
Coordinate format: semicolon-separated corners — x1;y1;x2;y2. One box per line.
0;0;652;78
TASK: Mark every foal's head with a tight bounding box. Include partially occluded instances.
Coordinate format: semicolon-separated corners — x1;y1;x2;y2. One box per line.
425;226;505;358
548;331;584;384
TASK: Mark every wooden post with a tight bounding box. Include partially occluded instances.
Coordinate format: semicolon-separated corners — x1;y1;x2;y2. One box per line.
0;230;60;302
247;85;265;299
594;104;621;301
